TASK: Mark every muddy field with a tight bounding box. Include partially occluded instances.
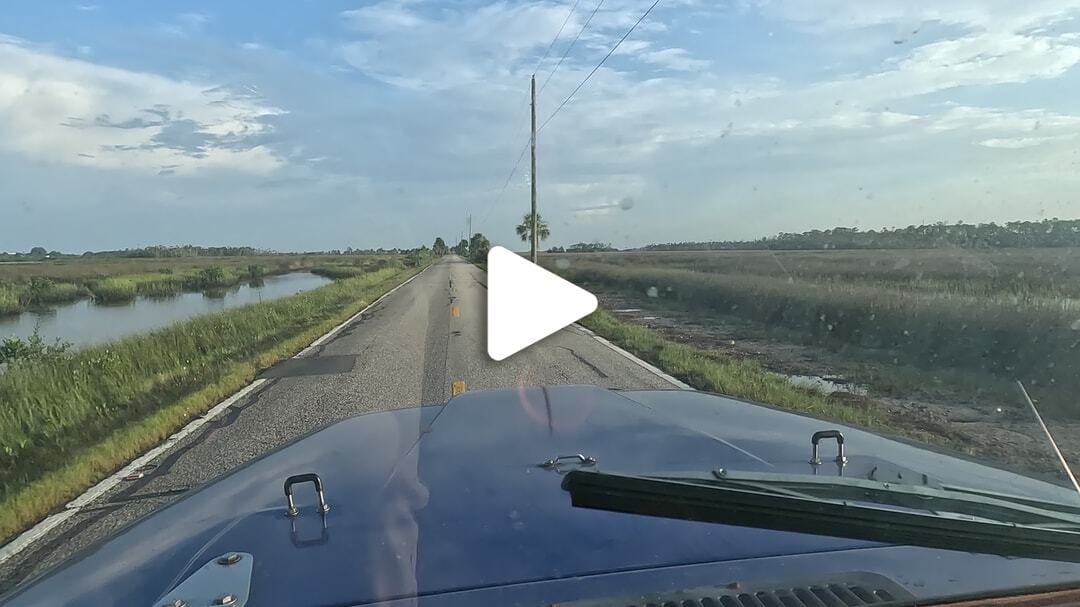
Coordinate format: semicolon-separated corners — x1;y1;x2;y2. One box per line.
595;288;1080;482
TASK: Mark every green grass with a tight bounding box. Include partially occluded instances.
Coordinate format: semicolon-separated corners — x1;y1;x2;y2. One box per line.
89;277;140;302
554;259;1079;406
0;264;419;542
0;254;402;313
571;248;1080;298
581;309;891;428
0;286;21;315
0;280;90;313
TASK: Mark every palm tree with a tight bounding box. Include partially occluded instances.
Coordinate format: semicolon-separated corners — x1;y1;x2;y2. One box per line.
515;213;551;244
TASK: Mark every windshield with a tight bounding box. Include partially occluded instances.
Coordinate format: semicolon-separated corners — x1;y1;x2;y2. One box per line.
3;1;1080;604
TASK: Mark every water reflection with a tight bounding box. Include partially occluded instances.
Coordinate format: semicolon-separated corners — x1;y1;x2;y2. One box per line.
0;272;331;348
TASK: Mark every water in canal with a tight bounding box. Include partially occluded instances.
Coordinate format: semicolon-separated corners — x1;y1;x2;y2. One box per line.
0;272;332;348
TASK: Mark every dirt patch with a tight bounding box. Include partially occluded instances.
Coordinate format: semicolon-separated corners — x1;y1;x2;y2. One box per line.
597;290;1080;482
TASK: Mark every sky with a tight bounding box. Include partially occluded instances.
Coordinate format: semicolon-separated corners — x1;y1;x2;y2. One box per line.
3;1;1080;252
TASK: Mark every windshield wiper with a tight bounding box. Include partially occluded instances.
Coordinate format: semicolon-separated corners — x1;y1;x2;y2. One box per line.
562;469;1080;563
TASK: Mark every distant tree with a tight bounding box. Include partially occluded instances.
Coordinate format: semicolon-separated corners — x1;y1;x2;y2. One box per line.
641;218;1080;251
432;237;448;256
29;247;47;257
567;242;615;253
515;213;550;244
453;239;469;256
468;233;491;264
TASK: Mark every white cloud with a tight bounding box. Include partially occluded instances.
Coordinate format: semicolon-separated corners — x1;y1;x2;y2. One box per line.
638;48;710;71
75;4;99;12
745;0;1080;32
177;12;210;29
978;135;1073;148
0;39;285;175
340;1;574;90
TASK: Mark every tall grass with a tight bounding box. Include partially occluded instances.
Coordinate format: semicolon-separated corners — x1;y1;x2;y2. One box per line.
0;265;413;539
89;277;139;302
556;260;1080;401
575;248;1080;298
0;280;89;314
0;286;20;316
0;254;402;313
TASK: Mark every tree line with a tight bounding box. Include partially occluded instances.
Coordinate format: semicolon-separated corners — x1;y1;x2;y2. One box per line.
644;219;1080;251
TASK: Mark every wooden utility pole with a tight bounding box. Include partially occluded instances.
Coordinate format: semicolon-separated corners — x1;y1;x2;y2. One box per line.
530;74;538;264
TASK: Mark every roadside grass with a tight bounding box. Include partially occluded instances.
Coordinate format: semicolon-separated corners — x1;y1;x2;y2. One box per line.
556;260;1079;405
0;264;419;542
580;309;890;428
311;258;397;280
579;309;1009;465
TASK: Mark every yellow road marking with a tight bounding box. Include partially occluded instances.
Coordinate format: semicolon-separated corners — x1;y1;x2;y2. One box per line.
451;380;466;396
451;306;460;318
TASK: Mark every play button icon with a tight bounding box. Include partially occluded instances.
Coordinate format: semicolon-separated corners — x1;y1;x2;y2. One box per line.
486;246;598;361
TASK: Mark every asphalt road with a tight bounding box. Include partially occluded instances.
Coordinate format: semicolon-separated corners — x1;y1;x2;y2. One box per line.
0;255;677;592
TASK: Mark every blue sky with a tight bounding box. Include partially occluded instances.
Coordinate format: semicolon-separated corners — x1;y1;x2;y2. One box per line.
3;1;1080;251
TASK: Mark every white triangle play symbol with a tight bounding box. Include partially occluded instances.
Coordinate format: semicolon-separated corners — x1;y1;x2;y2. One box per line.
487;246;598;361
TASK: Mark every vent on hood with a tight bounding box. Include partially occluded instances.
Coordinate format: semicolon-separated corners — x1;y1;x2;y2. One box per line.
552;572;915;607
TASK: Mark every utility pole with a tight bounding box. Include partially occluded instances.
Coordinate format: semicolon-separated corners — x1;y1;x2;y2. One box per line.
530;74;538;264
467;213;472;240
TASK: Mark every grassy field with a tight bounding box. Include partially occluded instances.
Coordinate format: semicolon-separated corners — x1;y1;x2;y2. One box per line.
0;254;399;313
549;248;1080;418
0;262;418;542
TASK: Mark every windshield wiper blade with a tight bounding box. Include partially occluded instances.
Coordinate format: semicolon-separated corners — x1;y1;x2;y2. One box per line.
694;469;1080;527
562;470;1080;563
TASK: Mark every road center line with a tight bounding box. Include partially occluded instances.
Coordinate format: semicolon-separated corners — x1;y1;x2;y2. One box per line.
451;380;466;396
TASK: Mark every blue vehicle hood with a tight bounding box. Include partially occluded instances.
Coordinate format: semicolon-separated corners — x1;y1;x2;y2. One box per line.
6;386;1080;606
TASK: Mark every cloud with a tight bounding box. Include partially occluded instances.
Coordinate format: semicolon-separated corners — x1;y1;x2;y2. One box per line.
159;11;212;37
75;4;99;12
0;39;285;175
177;12;210;29
638;48;710;71
745;0;1080;32
340;1;574;90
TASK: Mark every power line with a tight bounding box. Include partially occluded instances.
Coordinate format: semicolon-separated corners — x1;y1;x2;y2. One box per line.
539;0;663;133
533;0;583;76
477;138;531;227
537;0;605;96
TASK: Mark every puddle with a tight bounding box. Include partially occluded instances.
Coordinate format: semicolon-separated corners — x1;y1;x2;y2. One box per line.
788;374;869;396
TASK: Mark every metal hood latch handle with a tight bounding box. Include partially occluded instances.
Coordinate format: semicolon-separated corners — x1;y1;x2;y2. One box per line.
283;473;330;517
809;430;847;466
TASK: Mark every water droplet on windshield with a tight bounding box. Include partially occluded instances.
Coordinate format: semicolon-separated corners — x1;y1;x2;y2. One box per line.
555;258;570;269
646;286;659;298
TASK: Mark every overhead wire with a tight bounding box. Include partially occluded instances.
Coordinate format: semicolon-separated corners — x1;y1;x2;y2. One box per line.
477;0;664;230
537;0;606;96
539;0;663;133
477;138;531;227
533;0;583;76
477;0;584;229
